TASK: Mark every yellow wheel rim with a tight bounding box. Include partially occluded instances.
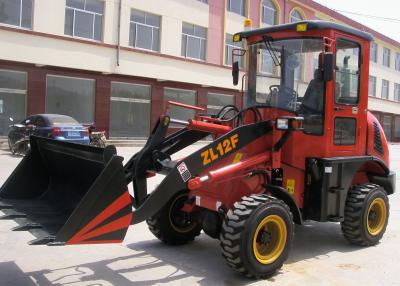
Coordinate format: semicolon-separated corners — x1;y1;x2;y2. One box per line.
367;198;387;236
252;215;287;265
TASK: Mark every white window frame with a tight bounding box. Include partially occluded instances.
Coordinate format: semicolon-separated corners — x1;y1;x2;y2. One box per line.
182;24;207;61
369;76;376;97
395;53;400;71
394;83;400;102
370;42;378;63
262;0;277;26
381;79;389;99
259;50;278;75
65;0;103;41
382;47;391;67
225;34;243;67
290;9;304;23
227;0;246;17
130;11;160;52
0;0;32;29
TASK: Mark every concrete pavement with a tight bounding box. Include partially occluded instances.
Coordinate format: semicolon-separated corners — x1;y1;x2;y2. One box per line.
0;144;399;286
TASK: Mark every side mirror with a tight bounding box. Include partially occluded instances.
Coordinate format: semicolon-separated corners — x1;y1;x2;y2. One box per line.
276;116;304;131
232;61;239;86
323;53;334;82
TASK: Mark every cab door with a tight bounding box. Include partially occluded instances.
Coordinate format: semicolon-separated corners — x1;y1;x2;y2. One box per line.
331;37;363;156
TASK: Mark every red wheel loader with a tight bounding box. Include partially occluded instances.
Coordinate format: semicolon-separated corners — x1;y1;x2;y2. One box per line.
0;21;396;278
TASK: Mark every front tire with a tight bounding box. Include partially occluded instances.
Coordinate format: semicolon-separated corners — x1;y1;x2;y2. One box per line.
341;184;389;246
146;191;201;245
220;195;294;279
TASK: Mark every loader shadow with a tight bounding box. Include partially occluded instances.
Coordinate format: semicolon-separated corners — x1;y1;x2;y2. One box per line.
0;261;37;286
21;222;364;286
125;221;365;284
26;252;197;286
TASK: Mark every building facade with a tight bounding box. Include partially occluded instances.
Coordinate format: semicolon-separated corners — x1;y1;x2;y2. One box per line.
0;0;399;141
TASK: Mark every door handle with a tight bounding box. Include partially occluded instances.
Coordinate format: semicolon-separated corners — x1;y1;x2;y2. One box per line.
334;107;345;111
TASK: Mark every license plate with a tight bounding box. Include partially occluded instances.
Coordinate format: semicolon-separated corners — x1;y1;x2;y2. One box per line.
68;131;80;137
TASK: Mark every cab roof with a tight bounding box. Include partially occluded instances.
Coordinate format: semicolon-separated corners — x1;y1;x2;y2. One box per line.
234;20;373;42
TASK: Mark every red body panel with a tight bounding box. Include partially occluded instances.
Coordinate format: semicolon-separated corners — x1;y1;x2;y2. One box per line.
183;26;389;213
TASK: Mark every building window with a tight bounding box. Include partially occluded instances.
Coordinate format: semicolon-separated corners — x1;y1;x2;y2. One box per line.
109;82;151;138
369;76;376;97
181;22;207;61
0;69;27;136
382;47;391;67
394;117;400;139
394;83;400;102
290;9;304;23
227;0;246;17
0;0;33;29
64;0;104;41
164;88;197;124
370;42;377;63
383;115;392;141
129;10;161;52
225;34;243;67
396;53;400;71
262;0;278;26
207;93;235;115
381;79;389;99
260;50;277;75
46;75;95;124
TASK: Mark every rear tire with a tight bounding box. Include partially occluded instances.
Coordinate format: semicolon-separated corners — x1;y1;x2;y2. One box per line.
146;191;201;245
8;138;16;154
220;194;294;279
341;184;389;246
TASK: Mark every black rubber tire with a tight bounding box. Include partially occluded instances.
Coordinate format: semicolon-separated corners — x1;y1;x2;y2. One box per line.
220;194;294;279
146;191;201;245
341;184;389;246
8;138;16;155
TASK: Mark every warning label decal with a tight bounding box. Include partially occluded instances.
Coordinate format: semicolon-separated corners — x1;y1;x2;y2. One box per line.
177;162;191;182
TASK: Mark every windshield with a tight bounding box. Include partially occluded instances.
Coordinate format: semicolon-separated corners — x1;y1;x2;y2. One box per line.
247;38;324;115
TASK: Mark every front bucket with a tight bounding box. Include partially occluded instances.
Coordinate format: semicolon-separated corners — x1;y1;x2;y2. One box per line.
0;136;132;245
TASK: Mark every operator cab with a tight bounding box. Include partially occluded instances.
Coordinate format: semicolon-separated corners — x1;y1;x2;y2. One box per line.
233;21;372;157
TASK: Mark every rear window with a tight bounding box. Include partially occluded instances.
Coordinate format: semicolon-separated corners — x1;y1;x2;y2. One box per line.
47;115;80;126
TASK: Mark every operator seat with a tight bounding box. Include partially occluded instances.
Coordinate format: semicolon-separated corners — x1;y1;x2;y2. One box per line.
299;68;324;115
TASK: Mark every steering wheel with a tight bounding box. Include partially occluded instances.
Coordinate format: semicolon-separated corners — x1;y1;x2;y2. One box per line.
268;85;299;110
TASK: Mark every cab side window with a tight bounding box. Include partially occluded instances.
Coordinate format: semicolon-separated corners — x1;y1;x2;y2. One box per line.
335;39;360;105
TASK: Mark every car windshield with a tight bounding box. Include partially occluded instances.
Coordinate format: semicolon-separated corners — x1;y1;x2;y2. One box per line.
247;38;324;114
46;115;80;126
